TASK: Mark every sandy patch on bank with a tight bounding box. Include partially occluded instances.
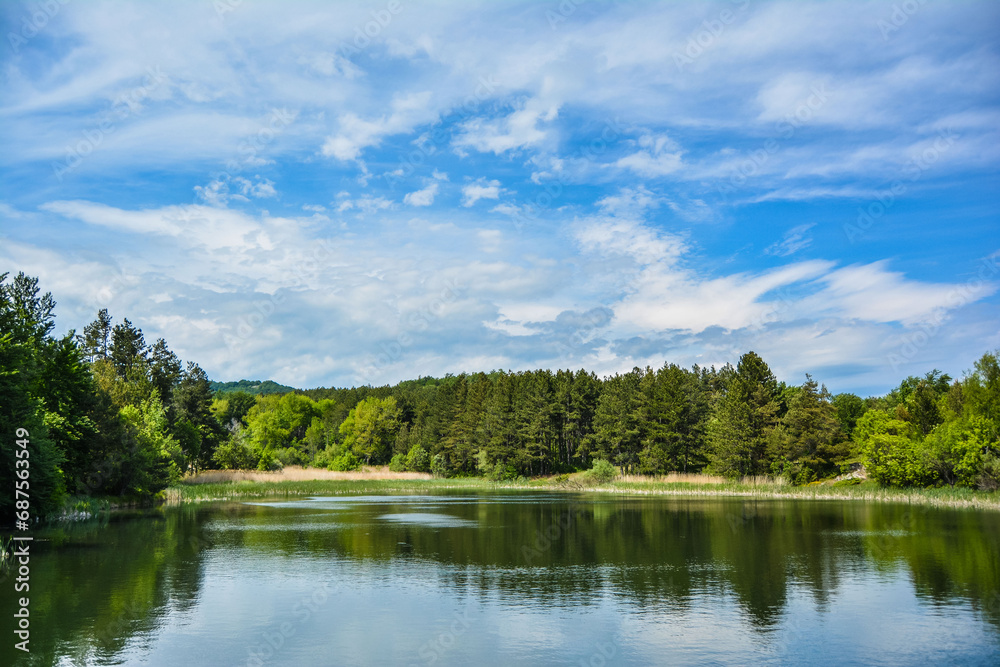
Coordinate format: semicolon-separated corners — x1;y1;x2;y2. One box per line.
183;465;432;484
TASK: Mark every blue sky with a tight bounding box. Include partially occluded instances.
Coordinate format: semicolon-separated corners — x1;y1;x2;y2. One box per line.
1;0;997;396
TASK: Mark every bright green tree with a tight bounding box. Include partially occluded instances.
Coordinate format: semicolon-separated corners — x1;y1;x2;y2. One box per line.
340;396;401;464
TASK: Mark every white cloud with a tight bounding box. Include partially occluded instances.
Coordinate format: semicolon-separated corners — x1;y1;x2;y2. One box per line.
462;179;501;207
765;223;815;257
336;196;393;214
322;91;436;161
403;182;439;207
453;97;558;154
614;134;684;177
810;262;998;325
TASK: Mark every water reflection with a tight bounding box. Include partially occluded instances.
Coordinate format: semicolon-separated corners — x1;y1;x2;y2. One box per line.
2;493;998;666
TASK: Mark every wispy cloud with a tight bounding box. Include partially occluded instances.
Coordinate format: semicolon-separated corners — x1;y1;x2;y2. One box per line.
1;0;997;394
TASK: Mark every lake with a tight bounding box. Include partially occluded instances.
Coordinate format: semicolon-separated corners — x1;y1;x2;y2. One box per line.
3;491;999;666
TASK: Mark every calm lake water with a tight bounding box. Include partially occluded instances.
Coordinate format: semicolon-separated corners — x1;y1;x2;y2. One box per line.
3;491;999;666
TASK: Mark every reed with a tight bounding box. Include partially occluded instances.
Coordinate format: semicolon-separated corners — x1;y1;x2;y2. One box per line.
182;466;432;485
162;470;999;511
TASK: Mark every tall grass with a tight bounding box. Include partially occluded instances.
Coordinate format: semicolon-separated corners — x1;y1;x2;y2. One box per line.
163;469;1000;511
182;466;432;485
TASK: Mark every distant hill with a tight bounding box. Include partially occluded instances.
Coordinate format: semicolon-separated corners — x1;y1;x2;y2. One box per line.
209;379;297;395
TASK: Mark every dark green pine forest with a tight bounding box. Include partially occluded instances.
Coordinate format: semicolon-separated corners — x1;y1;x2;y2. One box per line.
2;271;999;519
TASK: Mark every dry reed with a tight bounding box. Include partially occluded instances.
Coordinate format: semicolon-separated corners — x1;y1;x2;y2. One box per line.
182;465;432;485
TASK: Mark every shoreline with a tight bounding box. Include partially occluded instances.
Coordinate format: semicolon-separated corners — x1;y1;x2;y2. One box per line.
162;467;1000;512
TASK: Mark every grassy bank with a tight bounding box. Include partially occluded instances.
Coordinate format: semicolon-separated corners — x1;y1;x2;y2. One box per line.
164;467;1000;511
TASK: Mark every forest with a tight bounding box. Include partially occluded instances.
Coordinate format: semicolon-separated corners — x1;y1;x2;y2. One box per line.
2;270;998;519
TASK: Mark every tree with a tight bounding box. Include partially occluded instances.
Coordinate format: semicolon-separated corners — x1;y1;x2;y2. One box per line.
110;318;147;378
81;308;112;361
768;376;849;484
832;392;865;439
963;351;1000;427
340;396;401;464
0;273;68;517
149;338;182;405
171;362;223;470
922;417;996;488
589;369;643;473
708;351;779;477
853;410;933;487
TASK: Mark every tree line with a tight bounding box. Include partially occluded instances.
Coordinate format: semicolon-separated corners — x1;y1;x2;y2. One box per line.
2;271;998;519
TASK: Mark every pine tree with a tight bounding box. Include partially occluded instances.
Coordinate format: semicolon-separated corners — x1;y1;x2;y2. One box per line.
709;351;779;477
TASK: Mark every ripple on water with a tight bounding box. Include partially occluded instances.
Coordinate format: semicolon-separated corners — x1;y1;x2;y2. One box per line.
377;512;477;527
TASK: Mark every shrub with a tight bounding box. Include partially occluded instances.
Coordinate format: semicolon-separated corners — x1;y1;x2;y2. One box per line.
388;453;407;472
275;447;309;467
430;453;450;478
587;459;617;484
256;447;282;471
328;451;361;472
212;435;257;470
980;452;1000;491
405;444;430;472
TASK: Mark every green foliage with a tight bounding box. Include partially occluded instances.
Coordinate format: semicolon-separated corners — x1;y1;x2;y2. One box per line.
388;453;407;472
430;452;450;478
832;392;865;438
212;427;258;470
587;458;617;484
854;410;933;487
275;446;310;467
340;396;401;464
709;352;780;477
979;451;1000;491
768;376;850;484
117;395;179;493
922;417;996;488
209;379;297;395
405;444;430;472
328;450;361;472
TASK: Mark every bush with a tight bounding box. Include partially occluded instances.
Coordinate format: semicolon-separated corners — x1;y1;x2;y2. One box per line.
405;444;430;472
979;452;1000;491
328;451;361;472
587;459;617;484
430;453;450;478
388;453;407;472
256;447;282;471
212;435;258;470
275;447;309;467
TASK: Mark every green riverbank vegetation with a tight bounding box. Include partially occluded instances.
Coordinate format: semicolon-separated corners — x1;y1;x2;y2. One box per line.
2;271;998;521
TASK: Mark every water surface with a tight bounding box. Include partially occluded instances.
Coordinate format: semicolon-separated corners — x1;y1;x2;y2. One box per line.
3;491;999;666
